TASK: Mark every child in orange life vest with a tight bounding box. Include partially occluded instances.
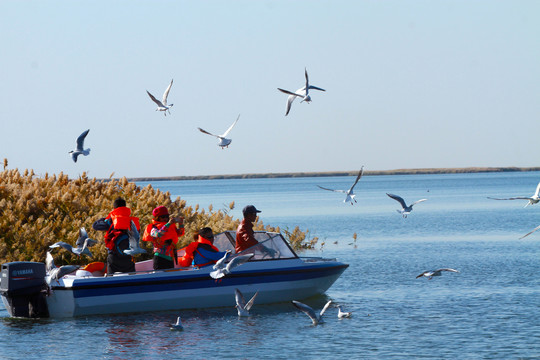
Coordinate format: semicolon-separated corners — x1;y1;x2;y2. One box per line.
92;197;140;274
142;206;185;270
179;227;228;267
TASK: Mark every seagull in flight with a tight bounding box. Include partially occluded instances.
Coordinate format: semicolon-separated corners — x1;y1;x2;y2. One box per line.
210;253;254;279
69;129;90;163
45;252;80;284
123;221;147;256
487;181;540;208
292;300;332;325
235;288;259;317
317;167;364;205
386;193;427;218
278;68;325;116
519;223;540;239
198;114;240;148
336;305;352;319
49;227;97;257
147;79;174;116
416;268;459;280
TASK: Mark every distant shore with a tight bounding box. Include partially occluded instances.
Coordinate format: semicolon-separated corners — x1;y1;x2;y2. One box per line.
128;166;540;182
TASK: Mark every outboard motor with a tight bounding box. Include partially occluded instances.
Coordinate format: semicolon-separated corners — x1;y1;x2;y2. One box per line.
0;262;49;318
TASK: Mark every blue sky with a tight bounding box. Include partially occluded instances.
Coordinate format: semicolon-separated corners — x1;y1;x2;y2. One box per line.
1;1;538;179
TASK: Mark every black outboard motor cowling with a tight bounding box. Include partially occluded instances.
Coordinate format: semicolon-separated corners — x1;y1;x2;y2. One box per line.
0;262;49;318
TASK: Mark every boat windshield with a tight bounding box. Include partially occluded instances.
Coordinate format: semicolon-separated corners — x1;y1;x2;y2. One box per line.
212;231;298;260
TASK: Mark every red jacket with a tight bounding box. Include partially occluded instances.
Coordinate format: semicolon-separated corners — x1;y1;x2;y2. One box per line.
235;219;259;253
179;236;221;267
142;220;184;260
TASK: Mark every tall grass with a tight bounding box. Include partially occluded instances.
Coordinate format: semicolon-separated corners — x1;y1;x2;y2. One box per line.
0;161;316;265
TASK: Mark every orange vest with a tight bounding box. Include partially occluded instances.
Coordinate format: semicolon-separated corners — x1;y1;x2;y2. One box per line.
179;236;220;267
105;207;140;231
142;221;183;259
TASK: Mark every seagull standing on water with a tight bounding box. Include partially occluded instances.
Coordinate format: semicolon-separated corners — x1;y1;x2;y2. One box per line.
278;68;325;116
416;268;459;280
317;167;364;205
292;300;332;325
170;316;183;330
235;288;259;317
336;305;352;319
69;129;90;163
487;181;540;208
147;79;174;116
386;193;427;218
198;114;240;148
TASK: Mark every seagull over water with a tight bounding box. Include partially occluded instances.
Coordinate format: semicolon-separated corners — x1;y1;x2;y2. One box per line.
488;181;540;208
198;114;240;149
147;79;174;116
69;129;90;163
336;305;352;319
519;223;540;240
235;288;259;317
292;300;332;325
210;253;254;279
278;68;325;116
386;193;427;218
317;167;364;205
416;268;459;280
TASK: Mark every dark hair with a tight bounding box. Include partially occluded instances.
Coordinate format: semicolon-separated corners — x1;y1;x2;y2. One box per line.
198;227;213;238
113;197;126;209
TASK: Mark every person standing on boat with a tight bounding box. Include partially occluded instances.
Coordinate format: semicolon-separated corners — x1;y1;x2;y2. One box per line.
179;227;228;267
142;205;185;270
92;197;140;274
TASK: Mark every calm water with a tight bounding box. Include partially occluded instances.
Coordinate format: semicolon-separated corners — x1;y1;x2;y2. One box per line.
1;172;540;359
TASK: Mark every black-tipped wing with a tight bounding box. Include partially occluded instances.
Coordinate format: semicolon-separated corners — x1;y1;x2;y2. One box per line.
147;90;164;106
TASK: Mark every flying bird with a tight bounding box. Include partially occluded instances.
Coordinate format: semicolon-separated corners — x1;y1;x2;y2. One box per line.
123;221;147;256
147;79;174;116
69;129;90;163
519;224;540;240
292;300;332;325
210;253;254;279
416;268;459;280
317;167;364;205
235;288;259;317
277;68;325;116
336;305;352;319
49;228;97;257
198;114;240;148
170;316;183;330
487;181;540;208
45;252;80;283
386;193;427;218
213;250;232;270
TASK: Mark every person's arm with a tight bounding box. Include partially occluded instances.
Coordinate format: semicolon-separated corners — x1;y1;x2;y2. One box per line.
92;218;111;231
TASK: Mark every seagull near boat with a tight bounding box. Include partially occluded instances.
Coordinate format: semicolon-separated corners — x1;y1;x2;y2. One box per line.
277;68;325;116
292;300;332;325
487;181;540;208
386;193;427;218
416;268;459;280
317;167;364;205
198;114;240;149
69;129;90;163
336;305;352;319
235;288;259;317
209;253;254;279
170;316;183;330
147;79;174;116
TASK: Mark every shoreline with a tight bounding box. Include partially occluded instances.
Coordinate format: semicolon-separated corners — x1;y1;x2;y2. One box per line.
128;166;540;182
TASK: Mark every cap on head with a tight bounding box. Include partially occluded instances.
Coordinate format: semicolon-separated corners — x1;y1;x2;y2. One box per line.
113;197;126;209
152;206;169;218
242;205;261;216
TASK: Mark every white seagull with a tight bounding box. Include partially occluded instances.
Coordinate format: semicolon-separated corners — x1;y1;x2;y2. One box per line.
213;250;232;270
386;193;427;218
235;288;259;317
336;305;352;319
487;181;540;208
147;79;174;116
210;253;254;279
278;68;325;116
49;228;97;257
170;316;183;330
416;268;459;280
317;167;364;205
69;129;90;163
123;221;147;256
292;300;332;325
198;114;240;149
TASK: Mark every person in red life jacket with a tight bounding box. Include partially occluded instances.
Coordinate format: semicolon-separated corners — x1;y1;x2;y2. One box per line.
142;206;185;270
179;227;229;267
92;197;140;274
235;205;278;257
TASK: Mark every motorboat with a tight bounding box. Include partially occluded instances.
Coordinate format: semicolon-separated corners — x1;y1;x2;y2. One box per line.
1;231;348;318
